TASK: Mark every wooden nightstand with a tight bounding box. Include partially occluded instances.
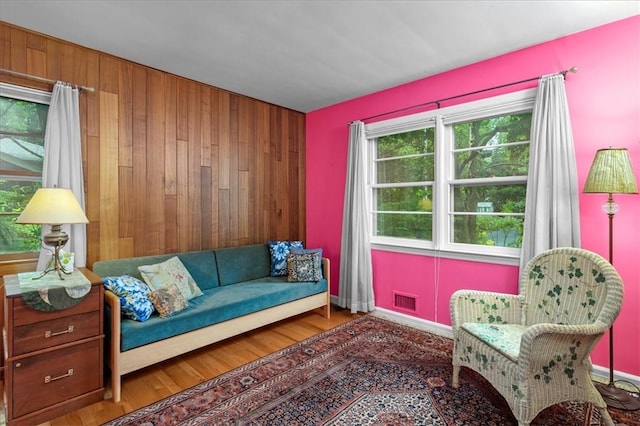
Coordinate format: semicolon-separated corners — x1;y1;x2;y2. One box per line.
2;268;104;426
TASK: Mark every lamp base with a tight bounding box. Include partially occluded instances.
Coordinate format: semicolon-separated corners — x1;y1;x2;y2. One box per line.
32;225;71;281
31;260;72;280
595;382;640;411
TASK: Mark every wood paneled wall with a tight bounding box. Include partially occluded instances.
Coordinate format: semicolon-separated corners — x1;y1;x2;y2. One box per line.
0;22;306;274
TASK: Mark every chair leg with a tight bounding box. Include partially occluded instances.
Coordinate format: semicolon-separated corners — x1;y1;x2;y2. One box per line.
452;365;460;388
598;407;615;426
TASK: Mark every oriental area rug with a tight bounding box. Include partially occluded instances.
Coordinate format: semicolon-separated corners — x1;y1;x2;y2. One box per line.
103;315;640;426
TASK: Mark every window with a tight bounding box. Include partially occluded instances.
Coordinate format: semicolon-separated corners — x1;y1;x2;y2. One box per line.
0;83;51;258
367;89;535;264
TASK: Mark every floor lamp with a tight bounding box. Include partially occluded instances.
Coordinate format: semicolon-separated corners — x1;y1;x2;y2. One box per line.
583;147;639;411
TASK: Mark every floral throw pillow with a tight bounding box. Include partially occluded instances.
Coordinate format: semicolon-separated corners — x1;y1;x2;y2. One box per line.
287;252;322;282
103;275;154;322
147;284;188;318
268;240;304;276
138;256;203;300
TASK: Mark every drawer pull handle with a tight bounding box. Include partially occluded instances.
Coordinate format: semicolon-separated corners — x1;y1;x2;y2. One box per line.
45;325;74;338
45;369;73;383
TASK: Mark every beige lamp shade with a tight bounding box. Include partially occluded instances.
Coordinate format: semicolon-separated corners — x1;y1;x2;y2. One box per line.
16;188;89;225
583;148;638;194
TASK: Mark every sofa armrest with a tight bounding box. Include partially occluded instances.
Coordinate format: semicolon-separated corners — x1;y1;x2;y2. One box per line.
104;289;122;401
450;290;523;328
321;257;330;282
321;257;331;319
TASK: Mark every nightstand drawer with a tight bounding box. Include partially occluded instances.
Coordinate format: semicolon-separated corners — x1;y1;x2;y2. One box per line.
9;339;101;418
10;287;100;327
12;310;100;355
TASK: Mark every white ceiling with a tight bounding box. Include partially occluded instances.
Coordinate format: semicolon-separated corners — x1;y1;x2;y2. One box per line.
1;1;638;112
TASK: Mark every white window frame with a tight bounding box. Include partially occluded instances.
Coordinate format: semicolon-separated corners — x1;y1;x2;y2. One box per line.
0;82;51;105
365;88;536;265
0;83;51;260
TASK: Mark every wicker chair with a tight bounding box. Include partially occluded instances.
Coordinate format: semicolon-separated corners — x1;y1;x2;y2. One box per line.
450;247;623;426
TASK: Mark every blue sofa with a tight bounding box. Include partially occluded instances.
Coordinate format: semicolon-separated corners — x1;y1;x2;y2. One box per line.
93;243;330;402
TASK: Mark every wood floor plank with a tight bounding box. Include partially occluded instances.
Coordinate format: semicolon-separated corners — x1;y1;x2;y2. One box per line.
36;306;360;426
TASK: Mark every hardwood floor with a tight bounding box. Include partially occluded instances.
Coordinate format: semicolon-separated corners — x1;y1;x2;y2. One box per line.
38;306;361;426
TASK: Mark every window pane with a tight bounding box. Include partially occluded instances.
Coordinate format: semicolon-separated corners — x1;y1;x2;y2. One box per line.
377;155;434;183
0;179;42;254
376;213;432;240
453;143;529;178
376;186;433;212
453;214;524;248
452;183;526;248
453;184;526;213
453;112;531;179
0;97;47;174
377;128;434;159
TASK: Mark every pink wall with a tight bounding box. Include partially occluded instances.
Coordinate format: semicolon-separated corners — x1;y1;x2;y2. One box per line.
306;16;640;377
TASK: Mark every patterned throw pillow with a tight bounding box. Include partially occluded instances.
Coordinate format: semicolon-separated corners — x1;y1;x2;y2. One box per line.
287;252;322;282
290;247;323;279
268;240;304;276
103;275;155;322
147;284;189;318
138;256;203;300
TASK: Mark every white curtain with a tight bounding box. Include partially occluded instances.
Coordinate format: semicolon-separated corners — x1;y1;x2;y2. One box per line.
519;74;581;272
37;82;87;269
338;121;375;313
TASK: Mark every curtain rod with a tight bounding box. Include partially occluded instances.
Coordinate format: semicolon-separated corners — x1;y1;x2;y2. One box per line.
0;68;96;93
353;66;578;124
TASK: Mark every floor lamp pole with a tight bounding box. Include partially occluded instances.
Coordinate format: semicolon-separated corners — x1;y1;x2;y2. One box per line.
594;194;640;410
607;206;614;386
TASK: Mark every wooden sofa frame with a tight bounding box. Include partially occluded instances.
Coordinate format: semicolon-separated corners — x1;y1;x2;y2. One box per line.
103;259;331;402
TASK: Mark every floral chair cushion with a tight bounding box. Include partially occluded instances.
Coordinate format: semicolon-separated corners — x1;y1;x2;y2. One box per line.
461;322;526;362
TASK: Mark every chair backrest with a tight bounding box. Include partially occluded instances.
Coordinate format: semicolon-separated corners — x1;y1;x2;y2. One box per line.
520;247;623;327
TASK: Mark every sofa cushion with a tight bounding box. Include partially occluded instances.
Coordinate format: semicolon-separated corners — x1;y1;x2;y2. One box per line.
119;277;328;351
93;250;219;290
178;251;219;290
214;244;271;286
138;256;203;301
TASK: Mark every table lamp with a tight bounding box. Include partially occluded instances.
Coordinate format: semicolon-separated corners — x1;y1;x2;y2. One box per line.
16;187;89;280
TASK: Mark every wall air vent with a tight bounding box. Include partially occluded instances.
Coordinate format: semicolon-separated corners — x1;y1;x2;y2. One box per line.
393;292;417;312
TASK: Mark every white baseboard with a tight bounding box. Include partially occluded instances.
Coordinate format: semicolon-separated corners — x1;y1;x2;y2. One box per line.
371;307;453;339
369;306;640;389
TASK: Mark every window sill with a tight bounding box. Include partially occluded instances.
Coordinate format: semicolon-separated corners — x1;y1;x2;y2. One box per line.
0;256;38;276
371;242;520;266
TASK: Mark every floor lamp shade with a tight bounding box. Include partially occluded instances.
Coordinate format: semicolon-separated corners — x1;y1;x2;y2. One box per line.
583;148;638;195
